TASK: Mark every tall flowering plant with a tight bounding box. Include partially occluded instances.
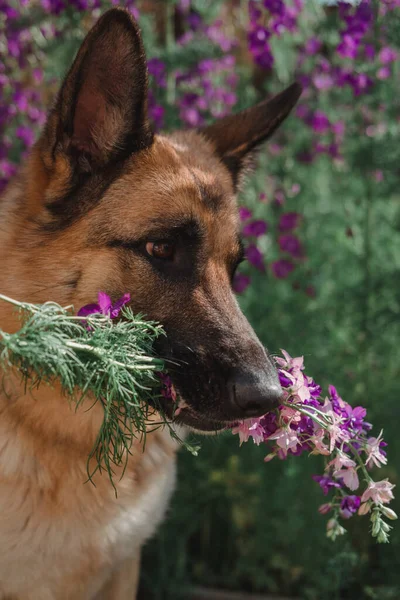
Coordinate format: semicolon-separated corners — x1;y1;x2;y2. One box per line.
233;350;397;543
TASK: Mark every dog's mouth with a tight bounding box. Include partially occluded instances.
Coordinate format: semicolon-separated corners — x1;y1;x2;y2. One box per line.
172;407;234;434
156;382;236;434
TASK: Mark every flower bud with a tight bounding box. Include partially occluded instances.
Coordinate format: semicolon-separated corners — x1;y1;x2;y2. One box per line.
318;503;332;515
327;519;336;531
377;530;389;544
380;506;398;520
371;518;381;537
358;502;371;516
264;453;276;463
380;521;391;533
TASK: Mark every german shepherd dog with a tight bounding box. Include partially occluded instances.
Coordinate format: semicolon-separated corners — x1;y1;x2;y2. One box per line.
0;8;301;599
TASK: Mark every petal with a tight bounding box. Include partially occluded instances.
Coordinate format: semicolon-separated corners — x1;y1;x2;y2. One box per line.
97;291;112;315
110;292;131;318
77;303;101;317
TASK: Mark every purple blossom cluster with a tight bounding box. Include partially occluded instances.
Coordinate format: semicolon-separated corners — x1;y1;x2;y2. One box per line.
232;350;397;543
0;0;139;194
247;0;304;70
234;196;304;294
291;0;397;163
176;55;238;128
0;1;50;192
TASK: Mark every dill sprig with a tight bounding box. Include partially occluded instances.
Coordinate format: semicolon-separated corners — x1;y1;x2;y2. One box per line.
0;294;197;488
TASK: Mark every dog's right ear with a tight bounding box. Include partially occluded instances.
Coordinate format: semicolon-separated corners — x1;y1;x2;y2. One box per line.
40;8;152;175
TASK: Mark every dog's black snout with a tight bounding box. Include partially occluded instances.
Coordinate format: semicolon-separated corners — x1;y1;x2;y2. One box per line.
226;370;282;419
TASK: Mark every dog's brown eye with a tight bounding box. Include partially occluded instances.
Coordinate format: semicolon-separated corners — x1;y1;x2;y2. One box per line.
145;241;175;260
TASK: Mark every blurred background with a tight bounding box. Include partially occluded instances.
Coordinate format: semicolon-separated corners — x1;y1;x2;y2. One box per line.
1;0;400;598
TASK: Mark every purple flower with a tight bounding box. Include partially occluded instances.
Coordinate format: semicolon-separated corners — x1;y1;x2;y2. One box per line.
313;475;342;496
246;244;265;272
279;234;303;258
337;35;359;59
263;0;285;16
247;23;274;70
239;206;252;221
147;58;166;88
248;24;270;51
311;111;330;134
233;273;251;294
242;219;268;238
313;73;334;91
271;259;294;279
158;373;176;401
16;126;35;148
343;404;368;432
340;495;361;519
259;412;278;437
279;371;293;388
78;292;130;319
308;379;322;399
379;47;397;64
377;66;391;80
278;212;301;232
351;73;374;96
304;37;322;55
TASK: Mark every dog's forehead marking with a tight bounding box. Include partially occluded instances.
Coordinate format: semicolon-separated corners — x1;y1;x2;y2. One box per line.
189;168;224;213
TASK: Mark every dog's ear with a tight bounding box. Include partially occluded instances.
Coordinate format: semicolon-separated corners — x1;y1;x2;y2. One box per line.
41;8;152;174
199;82;302;189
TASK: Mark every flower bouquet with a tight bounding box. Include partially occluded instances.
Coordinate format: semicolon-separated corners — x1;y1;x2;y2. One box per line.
0;293;396;541
232;350;397;543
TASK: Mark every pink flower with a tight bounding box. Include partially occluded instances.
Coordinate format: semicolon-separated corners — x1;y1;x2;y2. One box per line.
321;399;349;451
328;453;356;472
361;479;396;505
379;47;397;64
280;404;302;423
275;350;304;372
365;431;387;468
232;418;265;446
267;427;299;454
334;467;360;491
309;429;330;456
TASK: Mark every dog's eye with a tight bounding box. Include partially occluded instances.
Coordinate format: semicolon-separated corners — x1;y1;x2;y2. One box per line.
145;241;175;260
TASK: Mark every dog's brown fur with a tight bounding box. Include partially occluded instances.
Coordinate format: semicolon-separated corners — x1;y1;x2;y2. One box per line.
0;8;300;599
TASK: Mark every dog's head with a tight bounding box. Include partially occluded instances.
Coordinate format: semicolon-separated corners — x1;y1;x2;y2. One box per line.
9;9;301;432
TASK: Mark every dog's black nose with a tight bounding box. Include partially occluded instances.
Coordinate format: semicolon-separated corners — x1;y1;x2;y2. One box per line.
226;370;282;419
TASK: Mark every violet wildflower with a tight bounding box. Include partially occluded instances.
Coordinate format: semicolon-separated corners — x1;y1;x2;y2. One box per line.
239;206;253;221
278;212;301;232
313;475;342;496
340;496;361;519
271;259;295;279
311;110;330;134
78;292;130;319
242;220;268;238
263;0;285;16
16;126;35;148
278;234;303;258
233;273;251;295
246;244;265;272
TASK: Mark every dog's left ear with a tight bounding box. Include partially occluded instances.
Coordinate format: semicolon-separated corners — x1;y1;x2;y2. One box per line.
41;8;152;174
199;82;302;189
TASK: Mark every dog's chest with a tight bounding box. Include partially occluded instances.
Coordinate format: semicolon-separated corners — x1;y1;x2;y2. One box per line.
98;436;178;560
0;426;178;597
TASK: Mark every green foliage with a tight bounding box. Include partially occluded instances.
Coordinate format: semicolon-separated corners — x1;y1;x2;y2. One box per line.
0;295;168;485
